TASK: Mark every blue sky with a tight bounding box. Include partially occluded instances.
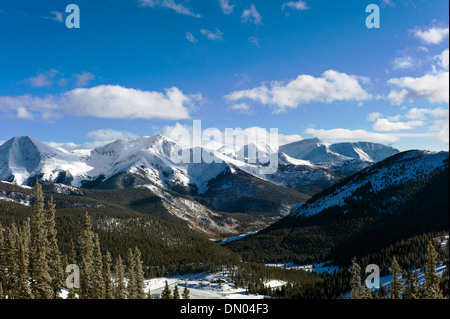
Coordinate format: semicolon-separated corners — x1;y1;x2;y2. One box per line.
0;0;448;151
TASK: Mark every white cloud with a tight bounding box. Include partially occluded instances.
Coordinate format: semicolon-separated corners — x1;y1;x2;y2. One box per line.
185;32;198;43
138;0;201;18
372;118;424;132
225;70;372;113
228;103;254;115
219;0;234;15
23;69;59;87
304;128;398;144
436;49;449;70
241;4;262;25
388;71;449;105
0;85;199;121
367;112;383;122
74;72;95;87
282;1;310;11
412;25;449;45
86;129;138;141
431;118;449;145
392;56;415;70
200;28;223;41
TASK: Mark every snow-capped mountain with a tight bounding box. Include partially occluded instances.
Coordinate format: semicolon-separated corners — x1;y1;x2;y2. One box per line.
290;150;449;217
0;135;402;217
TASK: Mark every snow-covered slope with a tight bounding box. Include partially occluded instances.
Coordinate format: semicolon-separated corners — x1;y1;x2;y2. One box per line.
0;136;92;186
290;150;449;217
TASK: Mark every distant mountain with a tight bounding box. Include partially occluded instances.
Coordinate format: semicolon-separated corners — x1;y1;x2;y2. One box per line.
225;150;449;265
0;135;401;218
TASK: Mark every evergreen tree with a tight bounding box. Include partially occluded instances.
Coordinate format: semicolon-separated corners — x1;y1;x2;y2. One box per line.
133;247;146;299
173;284;180;299
423;241;443;299
92;233;106;299
349;257;361;299
78;212;95;299
182;282;190;300
104;251;114;299
161;280;172;299
126;248;137;299
113;255;127;300
389;256;402;299
45;197;63;299
29;181;53;299
16;221;33;299
5;223;19;298
403;270;420;299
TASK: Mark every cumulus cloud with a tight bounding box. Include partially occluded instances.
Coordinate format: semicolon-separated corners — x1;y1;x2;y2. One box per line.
225;70;372;113
23;69;59;88
412;25;449;45
388;71;449;105
138;0;201;18
0;85;199;121
372;118;425;132
304;128;398;144
241;4;262;25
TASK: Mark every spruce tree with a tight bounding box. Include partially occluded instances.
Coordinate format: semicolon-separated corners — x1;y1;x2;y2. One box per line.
92;233;106;299
389;256;402;299
403;270;420;299
5;223;19;299
133;247;146;299
182;282;190;300
423;241;443;299
161;280;172;299
173;284;180;299
113;255;127;300
126;248;137;299
349;257;361;299
16;221;33;299
104;251;114;299
78;212;95;299
45;197;63;299
29;181;53;299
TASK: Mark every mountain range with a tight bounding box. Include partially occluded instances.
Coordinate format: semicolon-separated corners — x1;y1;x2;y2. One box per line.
225;149;449;264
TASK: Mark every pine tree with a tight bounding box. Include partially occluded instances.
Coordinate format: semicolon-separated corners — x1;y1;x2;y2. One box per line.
45;196;63;299
126;248;137;299
92;233;106;299
29;181;53;299
423;241;443;299
16;221;33;299
104;251;114;299
349;257;361;299
173;284;180;299
161;280;172;299
133;247;146;299
113;255;127;300
389;256;402;299
78;212;95;299
403;270;420;299
5;223;19;298
182;282;191;299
